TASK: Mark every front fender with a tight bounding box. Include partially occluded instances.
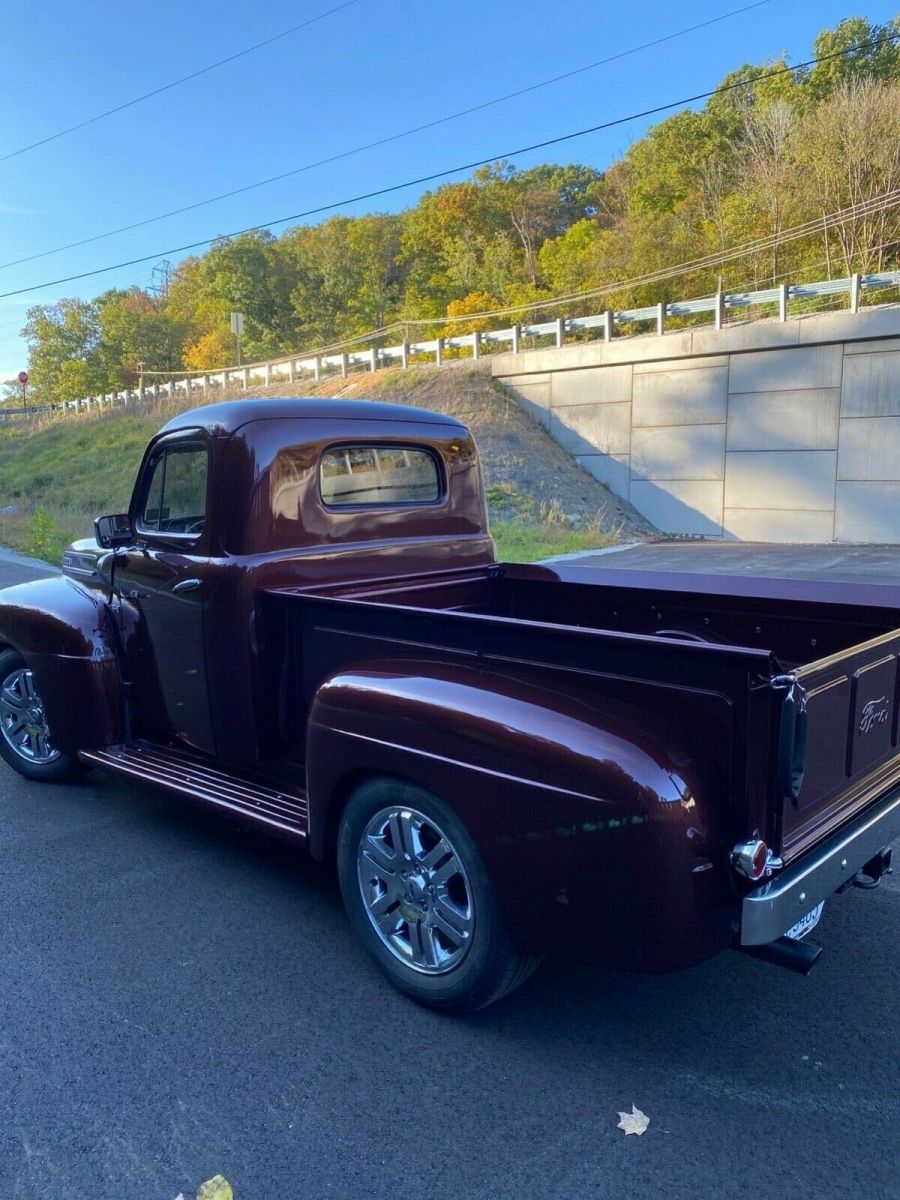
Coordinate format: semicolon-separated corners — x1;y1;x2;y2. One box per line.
306;660;735;972
0;576;124;753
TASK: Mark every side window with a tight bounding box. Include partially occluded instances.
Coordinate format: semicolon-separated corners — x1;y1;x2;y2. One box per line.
320;444;441;507
136;443;208;536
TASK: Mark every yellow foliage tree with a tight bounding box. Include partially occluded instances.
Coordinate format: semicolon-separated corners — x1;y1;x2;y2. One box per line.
443;291;503;336
182;327;235;372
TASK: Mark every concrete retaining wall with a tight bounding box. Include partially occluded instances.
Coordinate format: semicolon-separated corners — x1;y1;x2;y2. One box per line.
492;307;900;543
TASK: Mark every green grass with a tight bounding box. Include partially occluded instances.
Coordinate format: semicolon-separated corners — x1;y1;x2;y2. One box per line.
0;394;620;568
491;519;616;563
0;409;160;563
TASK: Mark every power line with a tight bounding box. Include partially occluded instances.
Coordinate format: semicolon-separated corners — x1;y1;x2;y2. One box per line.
0;0;773;272
1;31;897;303
0;0;361;164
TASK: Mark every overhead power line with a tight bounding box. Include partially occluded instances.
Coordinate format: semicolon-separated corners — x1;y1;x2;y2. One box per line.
0;0;773;271
0;31;896;303
0;0;361;164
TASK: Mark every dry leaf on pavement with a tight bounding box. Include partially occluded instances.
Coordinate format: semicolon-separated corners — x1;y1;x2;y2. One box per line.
617;1105;650;1136
196;1176;234;1200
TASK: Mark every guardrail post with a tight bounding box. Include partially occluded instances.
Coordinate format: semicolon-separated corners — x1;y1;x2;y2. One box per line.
124;388;132;406
313;355;322;382
369;348;378;372
472;331;481;361
779;283;789;322
850;272;861;313
264;363;272;387
341;352;349;379
435;337;444;367
511;324;521;354
555;317;565;349
288;360;297;383
241;368;250;389
714;291;726;330
602;311;614;342
202;375;210;397
656;302;666;336
401;340;410;369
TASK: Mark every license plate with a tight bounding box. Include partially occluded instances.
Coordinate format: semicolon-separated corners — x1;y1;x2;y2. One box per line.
786;901;824;941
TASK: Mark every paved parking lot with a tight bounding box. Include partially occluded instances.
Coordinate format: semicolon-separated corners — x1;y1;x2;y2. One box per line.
0;547;898;1200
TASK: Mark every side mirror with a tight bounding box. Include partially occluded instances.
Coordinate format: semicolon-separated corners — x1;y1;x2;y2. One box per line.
94;513;134;550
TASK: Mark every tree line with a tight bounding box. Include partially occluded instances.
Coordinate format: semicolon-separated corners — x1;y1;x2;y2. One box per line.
14;16;900;405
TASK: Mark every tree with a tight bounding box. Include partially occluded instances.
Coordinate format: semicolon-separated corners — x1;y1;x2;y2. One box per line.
97;288;178;385
795;78;900;275
808;16;900;99
22;300;104;403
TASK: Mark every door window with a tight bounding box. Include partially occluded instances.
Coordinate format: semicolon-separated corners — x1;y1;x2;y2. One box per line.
136;443;208;536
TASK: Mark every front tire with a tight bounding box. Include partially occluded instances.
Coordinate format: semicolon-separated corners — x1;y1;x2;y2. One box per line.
337;777;541;1012
0;649;81;782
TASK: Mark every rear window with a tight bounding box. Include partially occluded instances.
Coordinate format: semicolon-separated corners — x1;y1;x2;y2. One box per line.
320;445;441;507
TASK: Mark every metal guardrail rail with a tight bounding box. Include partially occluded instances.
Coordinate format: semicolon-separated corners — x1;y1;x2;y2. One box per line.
58;269;900;413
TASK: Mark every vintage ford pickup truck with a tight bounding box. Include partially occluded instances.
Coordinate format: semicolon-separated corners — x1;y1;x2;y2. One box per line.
0;397;896;1009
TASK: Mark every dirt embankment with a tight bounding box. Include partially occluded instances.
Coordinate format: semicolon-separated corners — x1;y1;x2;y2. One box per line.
269;363;654;542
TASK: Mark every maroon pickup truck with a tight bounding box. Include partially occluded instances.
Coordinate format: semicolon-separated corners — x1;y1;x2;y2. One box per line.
0;397;897;1010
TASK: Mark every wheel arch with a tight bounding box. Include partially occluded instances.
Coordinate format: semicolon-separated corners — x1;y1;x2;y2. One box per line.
0;576;125;753
305;659;736;972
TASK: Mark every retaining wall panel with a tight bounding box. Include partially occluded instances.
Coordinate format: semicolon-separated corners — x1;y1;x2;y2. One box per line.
837;416;900;480
724;451;838;511
726;389;840;451
630;424;725;481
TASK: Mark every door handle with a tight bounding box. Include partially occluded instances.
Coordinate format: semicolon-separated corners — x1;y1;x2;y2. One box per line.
171;578;202;594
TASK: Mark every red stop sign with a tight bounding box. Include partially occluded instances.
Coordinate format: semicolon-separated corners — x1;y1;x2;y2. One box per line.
17;371;28;384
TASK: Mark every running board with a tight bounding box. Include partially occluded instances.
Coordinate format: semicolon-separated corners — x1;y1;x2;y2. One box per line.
80;741;308;838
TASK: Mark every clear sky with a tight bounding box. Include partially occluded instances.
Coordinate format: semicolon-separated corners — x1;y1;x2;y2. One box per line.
0;0;896;377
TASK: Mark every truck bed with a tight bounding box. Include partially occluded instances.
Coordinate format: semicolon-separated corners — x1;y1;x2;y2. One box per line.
267;562;900;864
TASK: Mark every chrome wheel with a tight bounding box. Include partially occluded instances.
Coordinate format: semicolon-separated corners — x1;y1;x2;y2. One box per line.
357;805;475;975
0;667;60;765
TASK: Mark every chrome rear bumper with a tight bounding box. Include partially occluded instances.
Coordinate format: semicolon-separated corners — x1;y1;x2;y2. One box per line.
740;784;900;946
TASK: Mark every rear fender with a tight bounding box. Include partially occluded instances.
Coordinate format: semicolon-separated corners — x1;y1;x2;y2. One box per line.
0;576;124;753
306;659;734;972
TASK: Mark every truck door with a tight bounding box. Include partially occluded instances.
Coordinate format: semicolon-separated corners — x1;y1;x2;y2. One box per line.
116;431;215;754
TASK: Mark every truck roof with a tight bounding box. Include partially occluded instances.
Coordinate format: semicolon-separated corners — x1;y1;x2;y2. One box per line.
160;396;466;437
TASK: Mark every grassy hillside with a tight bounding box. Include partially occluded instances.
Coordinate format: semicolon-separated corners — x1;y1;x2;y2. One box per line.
0;366;650;564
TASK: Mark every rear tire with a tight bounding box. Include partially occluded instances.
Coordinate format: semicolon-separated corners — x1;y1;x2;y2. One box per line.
0;649;81;783
337;777;541;1012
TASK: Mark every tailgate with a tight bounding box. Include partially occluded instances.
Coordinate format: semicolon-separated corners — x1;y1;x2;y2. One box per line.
781;627;900;858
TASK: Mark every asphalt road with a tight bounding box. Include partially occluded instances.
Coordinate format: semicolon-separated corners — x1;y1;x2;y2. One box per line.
0;550;898;1200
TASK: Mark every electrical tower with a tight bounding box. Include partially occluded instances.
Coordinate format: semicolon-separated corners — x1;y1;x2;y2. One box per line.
150;259;173;300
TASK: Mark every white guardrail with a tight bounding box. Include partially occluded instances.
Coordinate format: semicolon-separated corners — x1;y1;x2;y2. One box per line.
58;269;900;414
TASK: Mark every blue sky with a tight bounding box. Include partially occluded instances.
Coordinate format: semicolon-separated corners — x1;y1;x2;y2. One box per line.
0;0;895;377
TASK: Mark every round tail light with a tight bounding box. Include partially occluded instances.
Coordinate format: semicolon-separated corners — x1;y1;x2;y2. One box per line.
732;838;769;882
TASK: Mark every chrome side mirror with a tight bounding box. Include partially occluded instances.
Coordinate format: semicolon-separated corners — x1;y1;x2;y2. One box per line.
94;513;133;550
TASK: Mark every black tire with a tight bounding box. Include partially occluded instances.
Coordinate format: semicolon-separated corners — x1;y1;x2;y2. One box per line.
337;777;541;1012
0;649;82;783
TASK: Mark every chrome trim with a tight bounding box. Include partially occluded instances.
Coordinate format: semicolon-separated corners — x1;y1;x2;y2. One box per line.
741;784;900;946
80;742;308;836
732;838;767;881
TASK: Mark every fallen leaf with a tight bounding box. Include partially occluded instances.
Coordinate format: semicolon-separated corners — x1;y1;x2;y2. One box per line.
617;1104;650;1136
197;1176;234;1200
